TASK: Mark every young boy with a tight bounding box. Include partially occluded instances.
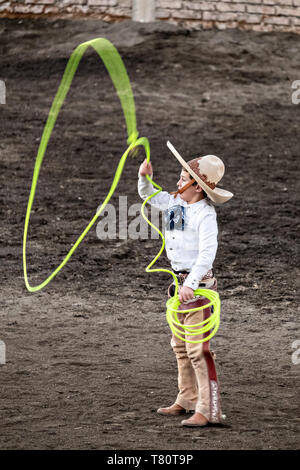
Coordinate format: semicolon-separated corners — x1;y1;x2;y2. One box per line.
137;141;233;427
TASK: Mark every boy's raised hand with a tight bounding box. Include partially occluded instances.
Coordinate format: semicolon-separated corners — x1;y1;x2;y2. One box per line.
139;159;153;177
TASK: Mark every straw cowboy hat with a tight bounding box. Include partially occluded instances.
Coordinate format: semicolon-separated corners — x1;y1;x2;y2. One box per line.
167;141;233;204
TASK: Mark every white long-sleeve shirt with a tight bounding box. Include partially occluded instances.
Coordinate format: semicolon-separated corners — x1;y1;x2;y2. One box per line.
138;174;218;290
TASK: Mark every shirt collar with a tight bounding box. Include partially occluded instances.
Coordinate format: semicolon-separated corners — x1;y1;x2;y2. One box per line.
178;196;208;209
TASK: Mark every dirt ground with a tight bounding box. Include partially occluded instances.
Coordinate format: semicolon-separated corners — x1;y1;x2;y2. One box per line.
0;17;299;451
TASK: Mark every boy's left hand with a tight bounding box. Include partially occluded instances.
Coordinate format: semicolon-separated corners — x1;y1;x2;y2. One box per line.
179;286;194;303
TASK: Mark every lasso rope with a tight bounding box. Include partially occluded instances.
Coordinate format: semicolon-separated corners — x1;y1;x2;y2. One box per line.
23;38;220;343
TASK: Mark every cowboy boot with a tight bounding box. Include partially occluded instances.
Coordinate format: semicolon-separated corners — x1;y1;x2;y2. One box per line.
157;403;187;416
181;412;208;427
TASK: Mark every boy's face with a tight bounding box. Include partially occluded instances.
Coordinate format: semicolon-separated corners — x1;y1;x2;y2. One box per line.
177;169;203;203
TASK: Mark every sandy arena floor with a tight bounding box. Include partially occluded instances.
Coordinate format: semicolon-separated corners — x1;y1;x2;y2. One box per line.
0;18;299;450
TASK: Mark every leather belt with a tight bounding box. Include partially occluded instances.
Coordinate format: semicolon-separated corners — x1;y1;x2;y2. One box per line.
172;269;214;288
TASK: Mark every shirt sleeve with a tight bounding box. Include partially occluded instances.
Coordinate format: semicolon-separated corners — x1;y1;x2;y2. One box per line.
183;210;218;290
138;173;171;211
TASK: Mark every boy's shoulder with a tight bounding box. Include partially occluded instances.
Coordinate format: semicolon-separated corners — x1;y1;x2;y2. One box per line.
204;200;217;215
191;201;217;229
192;199;217;215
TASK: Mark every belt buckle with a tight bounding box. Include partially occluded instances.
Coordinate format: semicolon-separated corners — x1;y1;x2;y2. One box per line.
178;273;187;285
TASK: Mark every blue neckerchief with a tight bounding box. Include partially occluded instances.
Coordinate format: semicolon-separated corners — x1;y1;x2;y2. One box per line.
164;205;185;231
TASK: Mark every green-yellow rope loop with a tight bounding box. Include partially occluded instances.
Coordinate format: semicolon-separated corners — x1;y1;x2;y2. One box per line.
23;38;141;292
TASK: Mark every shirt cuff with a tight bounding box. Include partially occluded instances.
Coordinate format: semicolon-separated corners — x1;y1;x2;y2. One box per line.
183;275;200;290
183;267;209;290
138;171;153;179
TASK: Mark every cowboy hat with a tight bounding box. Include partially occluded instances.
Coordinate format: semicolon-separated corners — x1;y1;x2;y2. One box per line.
166;141;233;204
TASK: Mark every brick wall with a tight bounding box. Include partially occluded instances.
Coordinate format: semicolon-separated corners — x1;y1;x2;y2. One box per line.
0;1;132;19
1;1;300;33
